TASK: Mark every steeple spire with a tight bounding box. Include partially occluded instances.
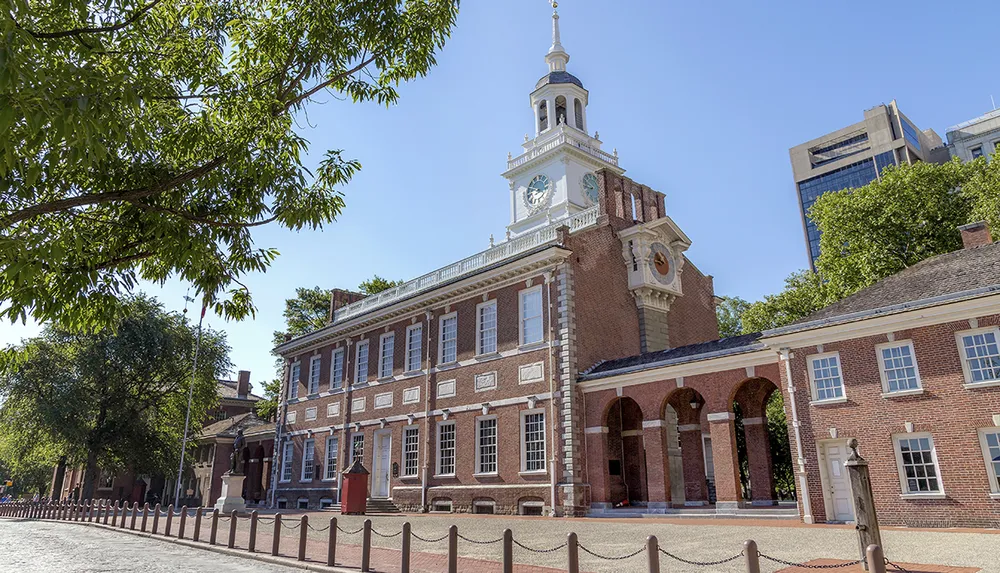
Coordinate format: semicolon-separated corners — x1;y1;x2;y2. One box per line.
545;1;569;72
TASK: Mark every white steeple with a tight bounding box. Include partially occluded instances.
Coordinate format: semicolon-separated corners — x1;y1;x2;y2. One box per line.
546;1;569;72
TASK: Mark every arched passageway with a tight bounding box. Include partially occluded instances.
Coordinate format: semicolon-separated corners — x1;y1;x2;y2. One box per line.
731;377;793;506
662;387;709;506
605;397;646;505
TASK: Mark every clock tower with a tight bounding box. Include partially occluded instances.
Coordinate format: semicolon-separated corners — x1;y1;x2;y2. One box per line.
503;1;624;237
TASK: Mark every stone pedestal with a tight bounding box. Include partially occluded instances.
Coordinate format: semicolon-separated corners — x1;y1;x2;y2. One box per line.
214;473;246;514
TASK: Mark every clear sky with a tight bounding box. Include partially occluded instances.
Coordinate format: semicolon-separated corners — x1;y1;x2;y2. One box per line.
3;0;999;393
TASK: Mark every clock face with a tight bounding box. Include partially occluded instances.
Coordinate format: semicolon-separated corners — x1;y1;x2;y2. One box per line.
525;174;551;208
648;242;676;285
582;173;599;204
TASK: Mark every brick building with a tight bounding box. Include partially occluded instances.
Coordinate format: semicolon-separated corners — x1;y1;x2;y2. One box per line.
271;6;1000;527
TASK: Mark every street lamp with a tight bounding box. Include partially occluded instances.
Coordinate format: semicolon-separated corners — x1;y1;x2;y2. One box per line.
174;295;206;507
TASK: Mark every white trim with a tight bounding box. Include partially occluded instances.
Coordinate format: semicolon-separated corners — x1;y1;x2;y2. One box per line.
436;420;457;477
355;339;370;385
286;410;297;424
402;386;421;405
300;438;316;482
476;299;498;356
892;432;945;497
352;397;366;413
518;284;544;346
405;323;423;374
518;361;545;384
308;355;322;395
304;407;317;421
955;326;1000;387
579;349;776;393
438;312;458;365
584;426;609;434
475;415;499;475
977;427;1000;494
641;420;664;428
378;332;395;380
806;351;846;403
520;408;546;473
706;412;734;422
436;379;457;399
330;348;345;390
374;391;393;410
326;402;341;418
474;371;498;393
874;340;923;395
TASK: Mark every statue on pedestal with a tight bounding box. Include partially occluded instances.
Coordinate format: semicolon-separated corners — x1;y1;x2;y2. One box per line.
229;429;246;475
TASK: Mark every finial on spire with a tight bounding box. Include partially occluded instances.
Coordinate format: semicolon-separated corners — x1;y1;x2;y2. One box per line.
545;0;569;72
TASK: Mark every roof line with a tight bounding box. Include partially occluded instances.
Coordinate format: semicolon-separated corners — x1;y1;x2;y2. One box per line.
578;341;767;381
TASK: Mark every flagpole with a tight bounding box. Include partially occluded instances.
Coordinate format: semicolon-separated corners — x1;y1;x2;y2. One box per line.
174;301;206;507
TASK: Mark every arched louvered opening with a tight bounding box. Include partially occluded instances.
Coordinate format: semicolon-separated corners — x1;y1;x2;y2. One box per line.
574;98;584;130
537;100;548;132
555;95;567;126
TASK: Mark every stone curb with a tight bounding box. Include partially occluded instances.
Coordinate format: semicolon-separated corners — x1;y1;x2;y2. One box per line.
27;519;354;573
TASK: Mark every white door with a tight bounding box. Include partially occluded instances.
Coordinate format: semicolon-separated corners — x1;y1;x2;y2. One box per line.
823;443;855;522
373;433;391;498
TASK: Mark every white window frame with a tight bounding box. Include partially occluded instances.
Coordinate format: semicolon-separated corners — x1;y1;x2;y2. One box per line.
308;355;321;395
355;340;370;385
955;327;1000;388
476;300;498;356
438;312;458;365
475;415;499;476
892;432;945;498
806;351;847;404
405;323;423;373
378;332;395;379
350;433;364;465
330;348;344;390
280;442;293;483
519;285;544;346
875;340;923;396
520;408;547;474
436;420;457;477
288;361;301;400
977;428;1000;496
301;438;315;482
324;435;339;481
402;426;420;478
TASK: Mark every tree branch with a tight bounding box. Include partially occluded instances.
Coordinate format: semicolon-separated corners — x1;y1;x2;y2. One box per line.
13;0;164;40
281;54;377;113
129;200;281;228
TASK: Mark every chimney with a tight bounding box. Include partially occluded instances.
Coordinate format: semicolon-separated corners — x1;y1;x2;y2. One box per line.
328;288;367;322
237;370;250;399
958;221;992;250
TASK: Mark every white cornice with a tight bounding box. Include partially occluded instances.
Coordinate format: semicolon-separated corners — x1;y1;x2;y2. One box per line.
579;349;777;394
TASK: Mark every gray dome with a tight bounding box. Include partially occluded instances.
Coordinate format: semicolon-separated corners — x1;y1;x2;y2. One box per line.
535;71;584;90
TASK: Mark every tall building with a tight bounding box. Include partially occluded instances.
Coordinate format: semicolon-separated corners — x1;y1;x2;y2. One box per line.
946;107;1000;162
789;101;947;268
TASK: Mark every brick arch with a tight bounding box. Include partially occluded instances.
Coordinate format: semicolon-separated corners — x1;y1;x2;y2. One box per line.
730;377;780;417
730;376;785;505
661;386;706;426
605;397;646;504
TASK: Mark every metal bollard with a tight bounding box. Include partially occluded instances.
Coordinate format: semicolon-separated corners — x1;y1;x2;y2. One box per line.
102;501;109;524
567;532;579;573
120;502;130;529
744;540;760;573
401;522;411;573
271;513;282;556
298;515;308;561
448;524;458;573
112;501;120;527
86;500;93;522
867;545;887;573
151;503;161;534
210;509;219;545
647;536;660;573
164;504;174;536
141;503;149;532
228;510;238;549
327;517;337;567
361;519;372;572
248;511;259;552
193;507;203;542
178;506;188;539
130;503;138;530
503;529;513;573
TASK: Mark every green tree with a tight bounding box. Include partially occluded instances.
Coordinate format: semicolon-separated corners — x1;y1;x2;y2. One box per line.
0;295;231;500
271;286;333;349
0;0;460;330
254;378;283;422
963;156;1000;240
766;392;795;499
715;296;751;337
740;270;833;333
358;275;403;295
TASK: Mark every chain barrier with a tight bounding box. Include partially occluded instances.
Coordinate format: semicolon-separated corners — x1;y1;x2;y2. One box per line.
457;533;504;545
371;528;402;538
759;552;863;569
256;517;275;524
217;516;231;522
411;531;449;543
307;522;331;532
512;539;568;554
283;521;302;530
337;525;365;535
579;543;646;561
658;547;744;566
886;558;911;573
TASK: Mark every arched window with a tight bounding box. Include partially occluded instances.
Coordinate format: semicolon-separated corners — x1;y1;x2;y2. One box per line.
537;101;548;132
574;99;584;130
555;96;567;126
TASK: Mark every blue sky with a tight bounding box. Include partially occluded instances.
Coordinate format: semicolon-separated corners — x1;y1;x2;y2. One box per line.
3;0;999;392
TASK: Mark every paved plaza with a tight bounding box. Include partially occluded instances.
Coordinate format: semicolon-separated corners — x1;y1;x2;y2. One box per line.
1;511;995;573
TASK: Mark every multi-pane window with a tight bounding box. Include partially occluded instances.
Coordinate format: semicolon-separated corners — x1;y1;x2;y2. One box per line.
281;442;293;482
301;439;315;481
972;146;985;159
406;324;423;372
895;435;941;494
522;411;546;472
379;333;394;379
308;356;321;394
330;348;344;390
355;340;369;385
324;436;339;480
476;417;498;474
439;314;457;363
288;362;301;400
437;422;456;476
809;353;844;401
959;329;1000;384
477;301;497;355
403;427;419;477
979;430;1000;492
351;433;364;465
877;342;921;393
520;288;543;345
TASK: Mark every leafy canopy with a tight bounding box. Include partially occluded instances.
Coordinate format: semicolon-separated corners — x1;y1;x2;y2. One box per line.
0;0;459;330
358;274;403;296
715;296;750;338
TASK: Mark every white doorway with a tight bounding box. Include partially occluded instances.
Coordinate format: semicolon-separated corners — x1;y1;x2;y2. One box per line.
372;431;392;498
819;441;855;522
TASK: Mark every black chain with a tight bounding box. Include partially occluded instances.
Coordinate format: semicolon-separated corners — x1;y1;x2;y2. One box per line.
513;539;568;554
579;544;646;560
457;533;504;545
659;548;744;566
886;558;910;573
283;521;302;530
217;516;231;522
371;528;402;538
760;552;863;569
256;517;275;524
411;531;449;543
307;523;331;532
338;525;365;535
